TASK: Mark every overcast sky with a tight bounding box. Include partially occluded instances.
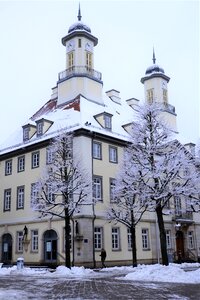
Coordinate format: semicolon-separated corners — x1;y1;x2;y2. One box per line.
0;0;199;145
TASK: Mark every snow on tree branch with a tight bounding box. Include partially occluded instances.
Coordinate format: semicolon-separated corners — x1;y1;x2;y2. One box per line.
31;132;91;219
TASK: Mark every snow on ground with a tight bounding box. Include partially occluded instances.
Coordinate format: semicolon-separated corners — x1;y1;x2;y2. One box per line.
0;263;200;284
123;263;200;284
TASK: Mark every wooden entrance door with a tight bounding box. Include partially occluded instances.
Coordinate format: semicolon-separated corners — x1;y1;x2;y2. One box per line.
176;230;184;261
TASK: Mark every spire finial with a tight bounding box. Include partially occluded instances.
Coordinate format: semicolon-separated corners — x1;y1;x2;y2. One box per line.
152;47;156;64
78;3;82;21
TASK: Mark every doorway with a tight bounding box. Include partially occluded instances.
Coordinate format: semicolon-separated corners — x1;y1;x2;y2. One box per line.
1;233;12;264
43;230;58;263
176;230;184;261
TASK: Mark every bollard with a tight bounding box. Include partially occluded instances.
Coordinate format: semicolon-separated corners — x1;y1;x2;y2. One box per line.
17;257;24;270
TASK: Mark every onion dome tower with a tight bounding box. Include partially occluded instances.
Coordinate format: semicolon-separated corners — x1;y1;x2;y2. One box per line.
141;49;177;131
141;49;170;105
57;4;103;105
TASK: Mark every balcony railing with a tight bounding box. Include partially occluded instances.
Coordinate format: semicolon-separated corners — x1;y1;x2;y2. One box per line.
173;211;193;223
58;66;102;82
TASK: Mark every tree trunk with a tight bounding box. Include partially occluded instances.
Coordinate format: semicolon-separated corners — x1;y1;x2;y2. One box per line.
155;204;168;266
65;208;71;268
131;225;137;267
131;209;137;267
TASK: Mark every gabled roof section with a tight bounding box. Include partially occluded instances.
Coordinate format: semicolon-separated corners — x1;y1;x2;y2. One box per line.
0;92;137;155
31;99;57;121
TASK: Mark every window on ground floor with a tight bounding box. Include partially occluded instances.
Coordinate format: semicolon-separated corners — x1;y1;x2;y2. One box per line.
17;231;23;252
31;230;39;252
166;230;172;249
112;227;120;250
142;228;150;250
94;227;103;250
188;231;194;249
127;228;132;250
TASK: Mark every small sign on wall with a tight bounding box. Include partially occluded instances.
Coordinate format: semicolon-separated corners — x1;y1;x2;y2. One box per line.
3;243;8;252
46;241;52;252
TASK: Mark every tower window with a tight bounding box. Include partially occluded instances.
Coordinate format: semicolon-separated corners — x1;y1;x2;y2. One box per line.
86;52;92;69
163;89;168;104
78;39;81;48
68;52;74;69
147;89;154;103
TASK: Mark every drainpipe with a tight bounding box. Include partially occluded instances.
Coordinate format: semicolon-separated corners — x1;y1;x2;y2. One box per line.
91;132;96;268
72;218;75;266
92;201;96;268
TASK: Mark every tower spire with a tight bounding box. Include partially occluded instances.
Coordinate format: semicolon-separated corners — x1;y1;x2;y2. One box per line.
152;47;156;64
77;3;82;21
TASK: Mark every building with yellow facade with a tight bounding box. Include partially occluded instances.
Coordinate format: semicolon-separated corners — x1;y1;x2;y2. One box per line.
0;7;199;268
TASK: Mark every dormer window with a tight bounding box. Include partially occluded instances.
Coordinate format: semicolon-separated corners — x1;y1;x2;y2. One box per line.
35;118;53;137
23;127;29;141
94;112;113;131
104;114;112;130
37;121;43;136
22;124;36;142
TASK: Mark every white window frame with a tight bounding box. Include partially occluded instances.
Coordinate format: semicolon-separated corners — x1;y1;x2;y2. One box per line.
93;176;103;201
112;227;120;250
47;184;54;202
109;146;117;163
37;122;43;136
93;141;102;159
127;228;132;250
110;178;116;202
104;114;112;130
5;159;12;175
31;230;39;252
32;151;40;168
94;227;103;250
31;183;38;206
18;156;25;172
46;147;54;164
174;196;182;216
17;186;24;209
188;231;194;249
17;231;23;252
4;189;11;211
166;229;172;249
142;228;150;250
23;127;29;140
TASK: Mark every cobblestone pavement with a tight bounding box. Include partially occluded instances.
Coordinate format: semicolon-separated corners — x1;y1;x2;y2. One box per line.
0;270;200;300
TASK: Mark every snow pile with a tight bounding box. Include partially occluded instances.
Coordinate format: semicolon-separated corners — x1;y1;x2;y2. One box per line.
124;263;200;283
52;266;95;277
0;265;95;277
0;263;200;284
0;266;48;276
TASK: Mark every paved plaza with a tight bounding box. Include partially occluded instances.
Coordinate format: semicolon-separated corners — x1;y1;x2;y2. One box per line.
0;269;200;300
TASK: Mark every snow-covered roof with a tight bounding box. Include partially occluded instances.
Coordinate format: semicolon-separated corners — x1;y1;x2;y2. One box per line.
0;93;136;155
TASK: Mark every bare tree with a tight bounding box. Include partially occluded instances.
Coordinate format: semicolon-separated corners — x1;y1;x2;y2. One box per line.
31;132;91;268
110;103;200;266
108;144;148;267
